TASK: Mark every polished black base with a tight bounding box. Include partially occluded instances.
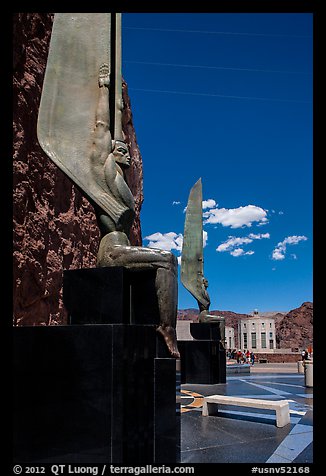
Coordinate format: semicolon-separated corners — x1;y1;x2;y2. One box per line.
13;325;179;464
178;323;226;384
13;267;180;464
63;267;160;326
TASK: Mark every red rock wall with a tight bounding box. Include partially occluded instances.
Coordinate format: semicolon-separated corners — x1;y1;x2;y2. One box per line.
275;302;313;350
252;353;302;363
122;80;143;246
13;13;143;326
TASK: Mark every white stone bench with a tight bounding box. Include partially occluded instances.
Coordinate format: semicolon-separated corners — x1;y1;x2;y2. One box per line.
202;395;290;427
226;363;251;374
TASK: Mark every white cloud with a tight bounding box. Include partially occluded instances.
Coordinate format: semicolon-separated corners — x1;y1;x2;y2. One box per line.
230;248;245;257
272;249;285;261
144;230;208;265
217;232;270;257
217;236;252;252
172;201;181;205
203;230;208;247
272;235;308;261
202;199;216;209
284;236;308;246
144;232;183;252
203;204;268;228
230;248;255;257
248;233;270;240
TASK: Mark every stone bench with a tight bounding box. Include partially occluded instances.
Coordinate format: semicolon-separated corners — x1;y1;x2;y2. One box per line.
202;395;290;427
226;363;251;374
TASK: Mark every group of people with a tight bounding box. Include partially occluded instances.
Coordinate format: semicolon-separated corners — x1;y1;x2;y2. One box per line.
301;349;310;361
227;349;256;365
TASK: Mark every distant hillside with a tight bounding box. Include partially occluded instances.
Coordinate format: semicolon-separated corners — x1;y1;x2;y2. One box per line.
275;301;313;350
258;311;287;318
177;309;198;321
177;302;313;351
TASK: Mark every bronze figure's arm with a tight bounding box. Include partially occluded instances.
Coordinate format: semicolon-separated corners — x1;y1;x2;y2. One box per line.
91;64;112;172
91;64;135;235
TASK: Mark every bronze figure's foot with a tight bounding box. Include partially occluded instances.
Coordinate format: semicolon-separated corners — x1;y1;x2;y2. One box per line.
157;325;180;359
98;63;110;87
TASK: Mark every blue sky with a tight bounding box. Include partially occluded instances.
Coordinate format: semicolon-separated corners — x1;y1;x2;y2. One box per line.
121;13;313;314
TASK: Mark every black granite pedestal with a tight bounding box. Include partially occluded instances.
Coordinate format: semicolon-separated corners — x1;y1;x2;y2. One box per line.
13;267;180;464
63;266;161;326
178;323;226;384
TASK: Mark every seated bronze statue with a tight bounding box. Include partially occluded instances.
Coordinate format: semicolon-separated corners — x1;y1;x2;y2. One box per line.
91;64;180;358
37;13;180;359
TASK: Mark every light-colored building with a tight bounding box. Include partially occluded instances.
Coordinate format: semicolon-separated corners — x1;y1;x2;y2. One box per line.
225;326;235;350
176;320;194;340
176;321;234;348
238;309;276;352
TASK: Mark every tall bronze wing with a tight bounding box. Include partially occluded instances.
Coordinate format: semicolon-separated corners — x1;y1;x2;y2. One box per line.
37;13;130;225
181;178;209;308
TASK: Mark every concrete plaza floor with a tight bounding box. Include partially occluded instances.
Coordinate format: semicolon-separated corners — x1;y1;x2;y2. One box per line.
180;363;313;463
